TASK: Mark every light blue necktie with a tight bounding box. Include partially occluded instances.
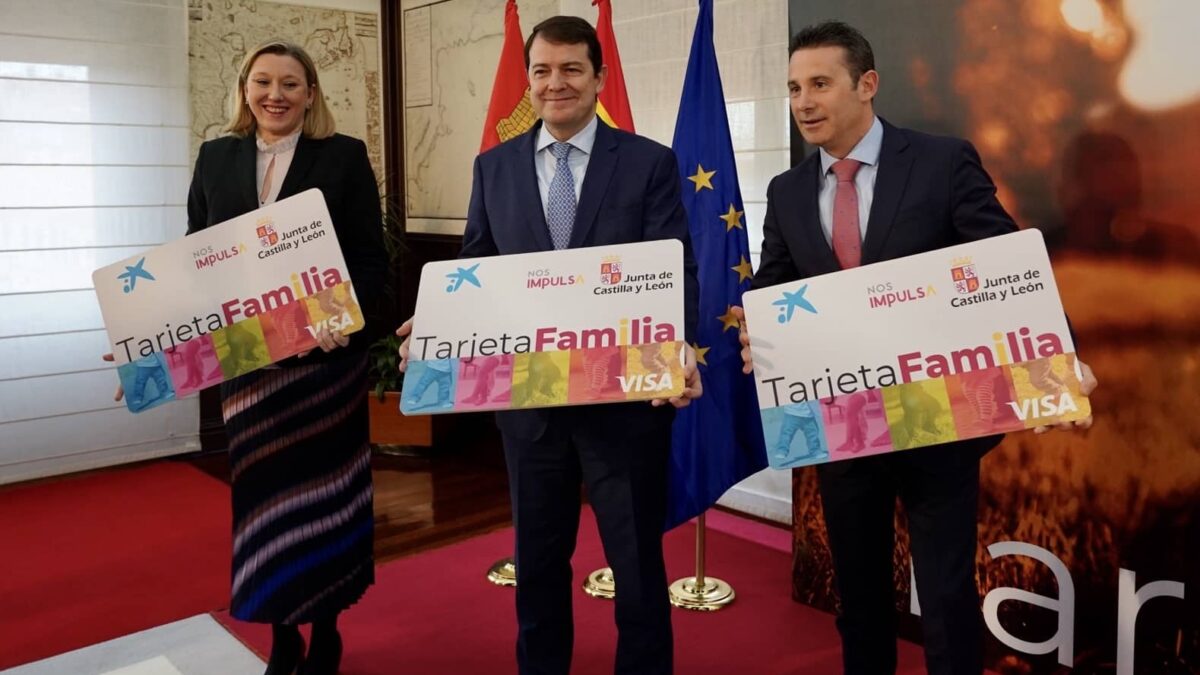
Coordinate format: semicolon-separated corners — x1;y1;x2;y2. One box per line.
546;142;576;250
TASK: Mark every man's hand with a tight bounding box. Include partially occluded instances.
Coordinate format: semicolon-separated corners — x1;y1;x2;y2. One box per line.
396;318;414;373
652;344;703;409
102;353;124;401
732;306;753;374
298;326;349;357
1034;359;1098;434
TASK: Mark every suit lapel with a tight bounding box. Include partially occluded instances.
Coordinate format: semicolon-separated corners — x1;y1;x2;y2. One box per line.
795;156;841;275
860;121;914;265
513;124;555;251
236;135;258;212
277;134;318;201
567;120;617;249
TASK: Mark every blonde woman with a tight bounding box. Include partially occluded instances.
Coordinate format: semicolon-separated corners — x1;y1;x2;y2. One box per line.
187;41;385;675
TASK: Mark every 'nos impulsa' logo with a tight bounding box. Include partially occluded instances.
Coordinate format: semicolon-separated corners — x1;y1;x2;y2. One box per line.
951;256;980;294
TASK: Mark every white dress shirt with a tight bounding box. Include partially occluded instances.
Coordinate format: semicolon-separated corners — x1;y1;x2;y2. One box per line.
255;128;301;206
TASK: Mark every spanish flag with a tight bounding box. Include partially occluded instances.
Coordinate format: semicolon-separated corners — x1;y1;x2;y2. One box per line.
480;0;536;152
593;0;635;132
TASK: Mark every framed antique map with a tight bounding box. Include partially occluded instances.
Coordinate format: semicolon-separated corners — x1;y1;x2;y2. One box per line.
401;0;556;235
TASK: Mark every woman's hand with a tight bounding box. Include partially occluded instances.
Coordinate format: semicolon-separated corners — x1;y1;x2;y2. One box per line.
297;326;349;357
102;353;124;401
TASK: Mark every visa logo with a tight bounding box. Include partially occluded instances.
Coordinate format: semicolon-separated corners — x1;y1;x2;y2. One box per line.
617;373;674;393
1008;393;1079;420
305;312;355;338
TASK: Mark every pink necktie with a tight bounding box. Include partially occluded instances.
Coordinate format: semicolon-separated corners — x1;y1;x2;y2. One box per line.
831;158;863;269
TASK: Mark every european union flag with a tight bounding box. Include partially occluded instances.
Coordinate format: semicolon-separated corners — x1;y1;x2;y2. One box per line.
666;0;768;530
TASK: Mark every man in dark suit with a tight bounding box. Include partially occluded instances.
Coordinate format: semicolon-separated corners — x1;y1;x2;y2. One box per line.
735;21;1096;675
399;16;700;675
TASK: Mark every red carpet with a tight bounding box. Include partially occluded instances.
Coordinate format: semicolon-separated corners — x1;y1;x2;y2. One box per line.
0;462;231;669
218;509;929;674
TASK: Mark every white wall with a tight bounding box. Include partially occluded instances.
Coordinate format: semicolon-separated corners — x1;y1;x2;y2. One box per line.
560;0;793;522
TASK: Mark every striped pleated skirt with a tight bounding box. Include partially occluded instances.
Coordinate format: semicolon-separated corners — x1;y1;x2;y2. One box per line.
220;352;374;624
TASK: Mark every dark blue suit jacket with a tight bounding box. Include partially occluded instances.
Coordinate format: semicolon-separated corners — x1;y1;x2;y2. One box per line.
461;119;699;442
751;119;1018;456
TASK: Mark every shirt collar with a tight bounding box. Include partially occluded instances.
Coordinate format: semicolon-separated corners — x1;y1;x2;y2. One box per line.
256;128;302;155
819;116;883;176
536;114;599;156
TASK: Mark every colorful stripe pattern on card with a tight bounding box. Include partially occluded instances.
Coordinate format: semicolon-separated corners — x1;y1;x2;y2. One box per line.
761;352;1091;469
400;341;687;415
116;281;364;414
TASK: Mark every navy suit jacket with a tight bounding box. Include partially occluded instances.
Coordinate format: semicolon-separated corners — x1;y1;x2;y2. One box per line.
461;119;699;442
751;119;1018;456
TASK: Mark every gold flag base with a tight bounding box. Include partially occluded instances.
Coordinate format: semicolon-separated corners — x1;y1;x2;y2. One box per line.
487;556;517;587
582;566;616;599
668;575;735;611
667;512;734;611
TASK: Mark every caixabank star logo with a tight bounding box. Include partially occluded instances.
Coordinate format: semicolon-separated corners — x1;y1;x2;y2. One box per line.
773;285;817;323
117;257;155;293
444;263;482;293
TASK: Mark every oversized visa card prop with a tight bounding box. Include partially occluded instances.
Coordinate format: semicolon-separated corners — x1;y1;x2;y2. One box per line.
401;240;686;415
93;189;364;414
742;229;1090;469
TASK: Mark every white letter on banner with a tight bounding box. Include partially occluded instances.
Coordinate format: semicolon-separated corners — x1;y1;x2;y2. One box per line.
1117;568;1185;675
982;541;1074;666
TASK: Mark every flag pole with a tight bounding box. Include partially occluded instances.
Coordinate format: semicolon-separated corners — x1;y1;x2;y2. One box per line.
668;511;734;610
580;0;634;605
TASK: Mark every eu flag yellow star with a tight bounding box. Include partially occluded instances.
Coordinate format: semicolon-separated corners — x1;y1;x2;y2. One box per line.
731;256;753;283
719;204;744;231
692;343;710;367
687;164;716;192
717;305;740;332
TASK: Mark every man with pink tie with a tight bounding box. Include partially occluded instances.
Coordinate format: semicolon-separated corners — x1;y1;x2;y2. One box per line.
735;21;1097;675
